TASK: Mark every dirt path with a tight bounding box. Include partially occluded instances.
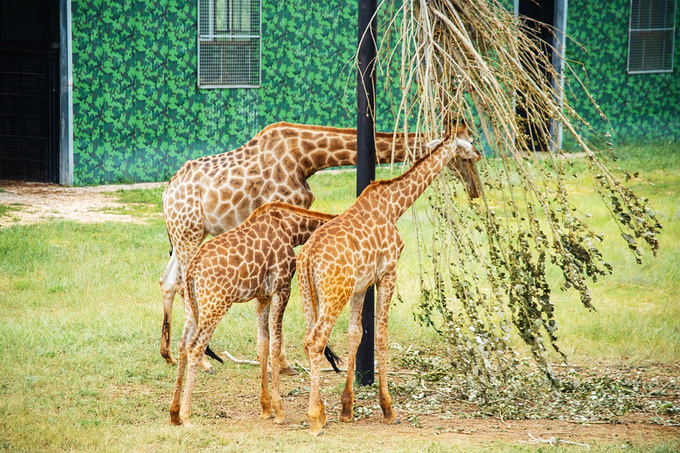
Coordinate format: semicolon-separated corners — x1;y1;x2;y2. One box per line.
0;180;165;228
163;361;680;449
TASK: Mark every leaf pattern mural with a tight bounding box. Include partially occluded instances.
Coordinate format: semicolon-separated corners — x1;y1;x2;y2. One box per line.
564;0;679;147
70;0;678;185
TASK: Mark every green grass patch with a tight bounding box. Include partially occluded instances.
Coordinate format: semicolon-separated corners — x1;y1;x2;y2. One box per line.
0;203;22;220
99;186;165;217
0;146;678;450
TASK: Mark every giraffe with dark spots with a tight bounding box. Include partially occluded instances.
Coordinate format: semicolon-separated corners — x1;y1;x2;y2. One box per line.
169;202;336;428
159;122;481;371
297;123;481;435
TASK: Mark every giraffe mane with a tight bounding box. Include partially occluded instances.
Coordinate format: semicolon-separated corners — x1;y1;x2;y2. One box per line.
368;139;447;188
249;201;336;222
260;121;420;139
260;121;357;136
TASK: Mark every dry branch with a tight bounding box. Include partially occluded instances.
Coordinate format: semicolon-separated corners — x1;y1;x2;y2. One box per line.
363;0;661;389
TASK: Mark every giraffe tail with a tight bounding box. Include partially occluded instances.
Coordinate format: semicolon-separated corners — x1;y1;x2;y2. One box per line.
204;345;224;363
324;346;342;373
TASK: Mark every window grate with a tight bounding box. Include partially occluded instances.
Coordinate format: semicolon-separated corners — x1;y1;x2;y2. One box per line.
628;0;677;73
198;0;261;88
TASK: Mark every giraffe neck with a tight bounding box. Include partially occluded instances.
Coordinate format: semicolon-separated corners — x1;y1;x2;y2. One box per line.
260;122;424;179
378;141;453;221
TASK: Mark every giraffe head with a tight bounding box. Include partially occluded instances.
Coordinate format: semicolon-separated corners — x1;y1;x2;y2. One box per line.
450;120;481;161
427;121;481;162
425;121;482;198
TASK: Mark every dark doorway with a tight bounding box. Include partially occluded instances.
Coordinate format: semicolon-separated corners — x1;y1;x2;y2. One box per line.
0;0;60;182
517;0;556;152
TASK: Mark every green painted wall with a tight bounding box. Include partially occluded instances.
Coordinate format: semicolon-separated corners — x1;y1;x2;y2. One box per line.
564;0;680;146
71;1;679;184
71;0;385;185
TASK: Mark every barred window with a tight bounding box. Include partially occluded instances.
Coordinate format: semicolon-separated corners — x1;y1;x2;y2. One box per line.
628;0;677;73
198;0;261;88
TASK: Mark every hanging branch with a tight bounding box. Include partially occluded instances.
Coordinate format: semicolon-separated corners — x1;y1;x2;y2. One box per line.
360;0;661;390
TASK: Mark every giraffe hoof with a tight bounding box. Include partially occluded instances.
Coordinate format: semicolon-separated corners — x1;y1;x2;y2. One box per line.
181;419;193;429
339;413;353;423
279;366;298;376
274;416;290;425
164;356;177;365
382;417;401;425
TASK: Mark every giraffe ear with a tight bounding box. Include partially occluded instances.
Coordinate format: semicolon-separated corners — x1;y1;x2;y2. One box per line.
455;138;473;153
426;139;443;150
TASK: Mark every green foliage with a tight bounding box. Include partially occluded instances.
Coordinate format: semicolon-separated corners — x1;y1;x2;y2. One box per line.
394;346;680;426
377;0;665;394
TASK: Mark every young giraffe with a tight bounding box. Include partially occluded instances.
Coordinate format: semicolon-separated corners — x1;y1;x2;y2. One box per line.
169;202;336;427
296;122;480;435
160;121;480;370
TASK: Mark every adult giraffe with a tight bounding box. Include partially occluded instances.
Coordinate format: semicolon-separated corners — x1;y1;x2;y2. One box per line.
160;121;480;369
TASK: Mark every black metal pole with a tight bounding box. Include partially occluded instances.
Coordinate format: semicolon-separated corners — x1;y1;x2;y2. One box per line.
356;0;377;386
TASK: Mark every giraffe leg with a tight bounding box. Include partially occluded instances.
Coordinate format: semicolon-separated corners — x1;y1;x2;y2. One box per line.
304;323;327;436
376;272;399;425
159;252;179;364
299;263;348;435
178;350;200;427
178;320;220;427
269;291;289;424
160;233;211;369
256;300;273;420
169;316;193;425
304;309;346;436
277;345;297;376
339;291;366;423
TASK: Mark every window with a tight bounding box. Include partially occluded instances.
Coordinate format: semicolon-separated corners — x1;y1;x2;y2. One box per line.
627;0;677;73
198;0;261;88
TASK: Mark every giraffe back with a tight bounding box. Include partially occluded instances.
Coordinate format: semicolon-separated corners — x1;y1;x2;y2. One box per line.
186;202;334;311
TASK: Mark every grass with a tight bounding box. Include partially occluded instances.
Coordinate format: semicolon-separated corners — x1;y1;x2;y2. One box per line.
0;146;678;451
0;203;21;220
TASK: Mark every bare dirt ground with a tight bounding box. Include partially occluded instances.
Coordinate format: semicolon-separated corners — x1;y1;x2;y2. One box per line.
0;180;165;227
177;360;680;449
2;180;678;449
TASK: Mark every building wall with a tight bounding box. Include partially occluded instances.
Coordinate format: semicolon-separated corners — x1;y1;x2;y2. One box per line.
71;0;383;185
71;1;678;184
564;0;680;146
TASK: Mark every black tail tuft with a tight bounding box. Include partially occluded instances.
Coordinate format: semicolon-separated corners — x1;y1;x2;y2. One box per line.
204;344;224;363
324;345;343;373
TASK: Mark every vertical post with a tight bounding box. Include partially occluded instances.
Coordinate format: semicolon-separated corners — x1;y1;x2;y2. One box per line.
59;0;73;185
550;0;568;152
355;0;377;386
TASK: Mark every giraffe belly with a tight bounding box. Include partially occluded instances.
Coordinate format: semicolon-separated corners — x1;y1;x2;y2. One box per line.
202;188;313;238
